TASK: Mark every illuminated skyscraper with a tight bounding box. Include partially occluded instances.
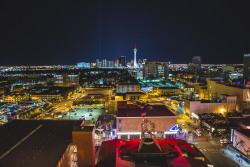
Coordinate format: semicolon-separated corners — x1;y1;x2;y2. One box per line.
134;44;137;68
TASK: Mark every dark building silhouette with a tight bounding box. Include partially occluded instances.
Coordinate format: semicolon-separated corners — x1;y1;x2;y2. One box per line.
119;56;127;67
192;56;202;69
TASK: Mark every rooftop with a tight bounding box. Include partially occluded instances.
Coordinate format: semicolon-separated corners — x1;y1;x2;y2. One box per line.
0;120;82;167
117;104;176;117
96;138;208;167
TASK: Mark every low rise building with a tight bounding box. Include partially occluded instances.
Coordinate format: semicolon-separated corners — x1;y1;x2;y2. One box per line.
0;94;27;103
116;83;141;93
154;87;181;96
208;80;250;112
116;103;177;139
125;92;145;101
185;95;237;118
85;87;113;96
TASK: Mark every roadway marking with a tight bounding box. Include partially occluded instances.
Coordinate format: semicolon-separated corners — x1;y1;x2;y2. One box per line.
0;124;43;160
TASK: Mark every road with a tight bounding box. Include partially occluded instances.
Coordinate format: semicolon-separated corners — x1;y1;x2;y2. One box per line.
195;139;240;167
178;114;241;167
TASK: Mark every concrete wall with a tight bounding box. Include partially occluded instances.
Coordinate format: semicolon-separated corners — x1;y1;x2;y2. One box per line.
72;129;95;167
207;80;247;111
185;99;236;117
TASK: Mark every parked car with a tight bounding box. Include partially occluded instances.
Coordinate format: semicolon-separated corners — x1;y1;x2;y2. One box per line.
220;139;230;144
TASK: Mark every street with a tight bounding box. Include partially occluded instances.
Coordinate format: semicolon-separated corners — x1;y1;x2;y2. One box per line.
178;114;242;167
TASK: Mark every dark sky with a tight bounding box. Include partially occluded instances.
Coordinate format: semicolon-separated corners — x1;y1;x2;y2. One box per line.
1;0;250;65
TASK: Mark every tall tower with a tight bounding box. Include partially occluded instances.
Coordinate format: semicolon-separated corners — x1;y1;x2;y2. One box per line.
134;44;137;68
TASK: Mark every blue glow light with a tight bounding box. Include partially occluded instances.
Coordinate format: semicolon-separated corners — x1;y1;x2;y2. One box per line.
170;124;179;132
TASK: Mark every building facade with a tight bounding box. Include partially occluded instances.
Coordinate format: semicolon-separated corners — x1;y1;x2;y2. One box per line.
53;74;79;87
119;56;127;67
116;83;141;93
207;80;250;112
184;96;236;118
116;104;177;139
143;61;169;80
77;62;90;68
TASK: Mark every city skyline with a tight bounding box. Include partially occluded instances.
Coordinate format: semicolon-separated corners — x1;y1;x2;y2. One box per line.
1;1;250;65
1;1;250;166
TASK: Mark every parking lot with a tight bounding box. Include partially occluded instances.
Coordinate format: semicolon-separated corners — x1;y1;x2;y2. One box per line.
61;107;105;125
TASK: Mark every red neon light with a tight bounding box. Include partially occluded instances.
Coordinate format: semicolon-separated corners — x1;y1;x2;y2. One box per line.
80;120;85;126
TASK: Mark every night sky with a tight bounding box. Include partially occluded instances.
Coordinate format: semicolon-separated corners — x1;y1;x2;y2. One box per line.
1;0;250;66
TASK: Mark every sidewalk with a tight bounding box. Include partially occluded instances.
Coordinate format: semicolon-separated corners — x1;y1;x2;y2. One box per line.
224;148;250;167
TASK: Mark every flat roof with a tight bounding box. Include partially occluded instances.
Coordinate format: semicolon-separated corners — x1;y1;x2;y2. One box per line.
117;104;176;117
0;120;82;167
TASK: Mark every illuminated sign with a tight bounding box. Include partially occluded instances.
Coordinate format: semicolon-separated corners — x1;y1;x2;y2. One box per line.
170;124;179;132
231;129;234;142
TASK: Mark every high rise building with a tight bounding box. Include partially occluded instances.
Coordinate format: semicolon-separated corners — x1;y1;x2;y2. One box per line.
119;56;127;67
192;56;202;69
96;59;100;68
101;59;107;67
143;61;169;80
76;62;90;68
107;60;114;68
134;44;138;68
101;59;114;68
53;73;79;87
243;54;250;80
